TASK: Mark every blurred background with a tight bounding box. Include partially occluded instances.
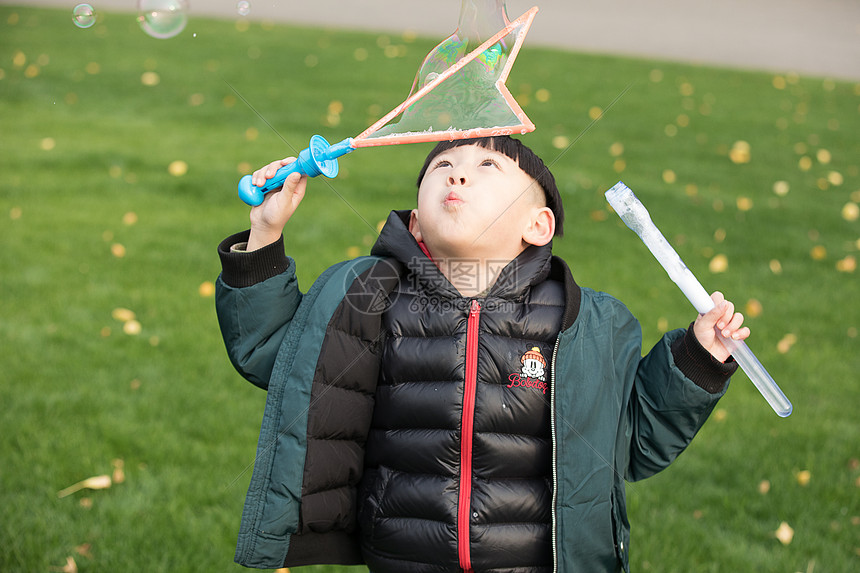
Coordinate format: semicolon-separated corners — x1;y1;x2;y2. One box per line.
2;1;858;571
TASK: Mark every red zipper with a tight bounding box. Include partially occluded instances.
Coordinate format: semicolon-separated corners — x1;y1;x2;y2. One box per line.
458;299;481;573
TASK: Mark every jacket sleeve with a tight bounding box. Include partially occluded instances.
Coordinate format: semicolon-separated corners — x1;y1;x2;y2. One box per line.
215;231;301;389
622;319;735;482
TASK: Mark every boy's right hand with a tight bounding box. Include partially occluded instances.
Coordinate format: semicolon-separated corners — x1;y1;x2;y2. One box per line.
247;157;308;251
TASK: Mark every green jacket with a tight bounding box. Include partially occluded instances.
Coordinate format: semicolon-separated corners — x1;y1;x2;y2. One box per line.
216;221;734;572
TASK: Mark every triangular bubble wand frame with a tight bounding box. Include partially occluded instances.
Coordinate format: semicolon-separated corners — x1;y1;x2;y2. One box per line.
238;4;539;206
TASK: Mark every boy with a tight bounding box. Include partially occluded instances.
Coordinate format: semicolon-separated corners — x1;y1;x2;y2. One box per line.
216;136;748;573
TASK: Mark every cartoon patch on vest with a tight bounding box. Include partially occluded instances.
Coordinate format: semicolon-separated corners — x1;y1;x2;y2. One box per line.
520;347;547;382
506;347;549;394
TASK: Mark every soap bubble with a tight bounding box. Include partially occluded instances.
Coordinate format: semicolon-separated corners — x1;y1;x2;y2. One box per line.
237;1;251;16
137;0;189;40
362;1;533;143
72;4;96;29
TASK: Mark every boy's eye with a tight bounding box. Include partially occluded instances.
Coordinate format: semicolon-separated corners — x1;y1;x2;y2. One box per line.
480;158;500;168
433;159;452;169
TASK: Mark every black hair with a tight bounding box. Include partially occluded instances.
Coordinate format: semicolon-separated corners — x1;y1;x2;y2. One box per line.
416;135;564;237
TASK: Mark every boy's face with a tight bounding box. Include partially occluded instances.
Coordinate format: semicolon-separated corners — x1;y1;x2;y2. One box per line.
410;144;550;260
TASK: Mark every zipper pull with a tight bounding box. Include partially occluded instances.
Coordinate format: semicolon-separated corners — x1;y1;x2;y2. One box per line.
469;299;481;314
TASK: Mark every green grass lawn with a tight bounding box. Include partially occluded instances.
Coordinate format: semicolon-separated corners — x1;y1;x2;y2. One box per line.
2;5;858;572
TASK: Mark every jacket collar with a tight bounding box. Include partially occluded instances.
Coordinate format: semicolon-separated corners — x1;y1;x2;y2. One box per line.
371;210;580;321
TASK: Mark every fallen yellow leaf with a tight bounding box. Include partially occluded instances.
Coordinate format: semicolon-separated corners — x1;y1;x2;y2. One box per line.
772;181;790;196
112;308;136;322
52;556;78;573
769;259;783;274
836;256;856;273
775;521;794;545
551;135;569;149
112;459;126;484
709;254;729;273
198;281;216;297
729;140;751;164
810;245;827;260
796;470;811;486
140;71;160;86
123;320;142;335
168;160;188;177
842;202;859;222
777;333;797;354
758;480;771;494
58;475;112;498
745;299;763;318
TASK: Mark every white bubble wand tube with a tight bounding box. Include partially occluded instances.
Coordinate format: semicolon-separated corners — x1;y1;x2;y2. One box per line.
605;182;792;417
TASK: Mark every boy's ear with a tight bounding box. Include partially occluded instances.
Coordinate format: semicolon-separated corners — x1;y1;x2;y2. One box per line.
522;207;555;247
408;209;423;243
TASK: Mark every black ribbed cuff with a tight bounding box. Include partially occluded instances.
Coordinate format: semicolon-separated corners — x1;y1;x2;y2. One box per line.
671;322;738;394
217;230;290;288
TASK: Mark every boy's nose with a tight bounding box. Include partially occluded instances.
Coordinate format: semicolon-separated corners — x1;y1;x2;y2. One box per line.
447;173;468;186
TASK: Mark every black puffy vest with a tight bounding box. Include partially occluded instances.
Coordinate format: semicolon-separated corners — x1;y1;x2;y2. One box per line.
360;223;565;573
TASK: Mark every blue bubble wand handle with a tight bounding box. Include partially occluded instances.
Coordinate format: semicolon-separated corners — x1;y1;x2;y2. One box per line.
605;182;792;417
237;135;354;206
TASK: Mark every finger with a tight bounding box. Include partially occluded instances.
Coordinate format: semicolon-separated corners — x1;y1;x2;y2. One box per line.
252;158;296;187
289;174;308;207
716;300;735;330
280;170;302;192
731;326;751;341
709;291;726;307
698;292;726;328
721;311;744;338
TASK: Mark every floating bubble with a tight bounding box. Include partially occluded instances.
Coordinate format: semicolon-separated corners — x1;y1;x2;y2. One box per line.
137;0;188;40
73;4;96;29
237;1;251;16
358;2;537;144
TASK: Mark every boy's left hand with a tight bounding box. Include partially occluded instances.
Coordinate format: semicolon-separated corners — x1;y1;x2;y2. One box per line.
692;291;750;363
